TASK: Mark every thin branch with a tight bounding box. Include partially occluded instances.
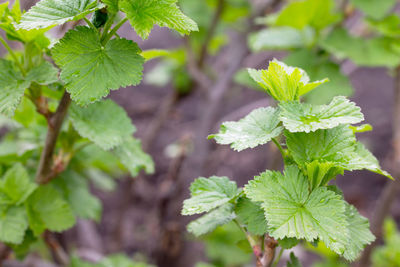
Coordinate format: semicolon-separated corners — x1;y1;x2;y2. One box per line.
357;66;400;266
44;231;70;266
272;138;285;159
36;91;72;184
197;0;225;68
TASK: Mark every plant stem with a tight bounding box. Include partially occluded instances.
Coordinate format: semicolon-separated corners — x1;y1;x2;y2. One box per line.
36;91;72;184
83;17;97;30
272;247;284;267
0;36;26;76
272;138;285;159
100;13;116;41
44;231;70;266
102;17;128;44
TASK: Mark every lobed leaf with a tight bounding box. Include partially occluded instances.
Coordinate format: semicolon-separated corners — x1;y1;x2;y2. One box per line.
120;0;198;40
52;26;144;105
248;59;328;102
69;99;136;150
279;96;364;133
0;206;28;244
113;136;154;177
244;166;349;255
18;0;104;30
234;196;268;235
182;176;238;215
187;204;235;236
209;107;283;151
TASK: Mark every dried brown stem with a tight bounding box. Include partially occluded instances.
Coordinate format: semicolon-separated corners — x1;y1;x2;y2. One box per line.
44;231;70;266
36;91;71;184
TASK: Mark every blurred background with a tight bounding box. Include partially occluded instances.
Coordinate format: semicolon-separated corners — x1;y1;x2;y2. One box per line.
2;0;400;266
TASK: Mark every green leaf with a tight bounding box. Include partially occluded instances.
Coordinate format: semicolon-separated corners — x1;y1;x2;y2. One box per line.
278;238;299;249
249;27;314;51
26;185;75;236
287;252;302;267
342;204;375;261
69;99;135;150
18;0;104;29
0;163;37;205
279;96;364;133
0;59;30;117
208;107;283;152
234;197;267;235
350;124;373;133
26;61;59;85
244;166;349;255
182;176;238;215
113;136;154;177
248;59;328;102
368;15;400;38
306;161;343;190
55;171;101;221
187;203;235;236
120;0;198;39
285;126;392;179
320;28;400;68
52;26;144;105
284;49;353;105
272;0;340;30
350;0;397;20
0;206;28;244
102;0;119;13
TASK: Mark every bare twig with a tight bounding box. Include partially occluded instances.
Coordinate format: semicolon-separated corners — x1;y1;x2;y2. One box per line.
36;91;71;184
44;232;70;266
357;66;400;266
197;0;225;68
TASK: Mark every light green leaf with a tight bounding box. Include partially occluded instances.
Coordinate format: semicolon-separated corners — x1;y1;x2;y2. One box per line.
245;166;349;255
285;126;392;179
52;26;144;105
342;204;375;261
26;185;75;236
350;124;373;133
208;107;283;151
350;0;397;20
18;0;104;29
102;0;119;13
249;27;314;51
113;136;154;177
0;163;37;205
187;204;235;236
0;206;28;244
320;28;400;68
0;59;30;117
368;15;400;38
234;196;268;235
306;161;343;190
69;99;135;150
120;0;198;39
279;96;364;133
248;59;328;102
272;0;340;30
182;176;238;215
284;49;353;105
26;61;59;85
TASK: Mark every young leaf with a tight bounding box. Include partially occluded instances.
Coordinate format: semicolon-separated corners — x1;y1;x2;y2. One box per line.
279;96;364;133
234;197;268;235
187;204;236;237
287;252;302;267
306;161;343;190
244;166;349;255
26;185;75;236
182;176;238;215
113;136;154;177
120;0;198;40
102;0;119;13
52;26;144;105
0;59;30;117
342;204;375;261
272;0;340;31
69;100;136;150
25;61;59;85
18;0;104;30
0;206;28;244
0;163;37;205
248;60;328;101
208;107;283;151
350;0;397;20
